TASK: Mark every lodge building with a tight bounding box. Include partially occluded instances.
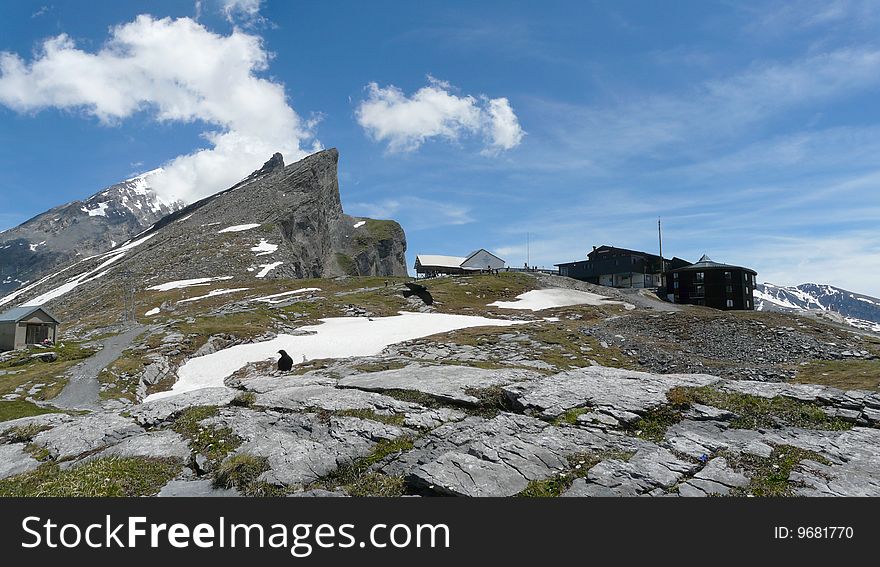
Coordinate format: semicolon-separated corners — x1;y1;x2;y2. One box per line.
666;255;757;310
555;245;690;289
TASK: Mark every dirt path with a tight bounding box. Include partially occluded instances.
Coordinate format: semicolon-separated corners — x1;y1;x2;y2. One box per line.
51;324;146;410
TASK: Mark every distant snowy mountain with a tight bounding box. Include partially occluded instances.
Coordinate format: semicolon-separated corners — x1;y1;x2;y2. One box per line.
755;282;880;333
0;169;184;297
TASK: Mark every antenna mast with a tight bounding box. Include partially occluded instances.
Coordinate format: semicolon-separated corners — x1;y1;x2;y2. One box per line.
658;218;664;285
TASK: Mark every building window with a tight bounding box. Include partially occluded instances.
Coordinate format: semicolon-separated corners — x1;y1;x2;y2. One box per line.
726;299;734;308
674;282;679;289
726;285;733;293
724;271;731;279
695;272;704;282
673;273;679;280
694;284;704;297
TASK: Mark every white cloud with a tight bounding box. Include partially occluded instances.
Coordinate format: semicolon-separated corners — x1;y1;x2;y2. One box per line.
0;15;317;204
355;76;524;154
220;0;263;23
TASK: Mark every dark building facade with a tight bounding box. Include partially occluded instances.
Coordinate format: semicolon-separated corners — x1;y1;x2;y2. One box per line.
666;255;757;310
556;245;690;288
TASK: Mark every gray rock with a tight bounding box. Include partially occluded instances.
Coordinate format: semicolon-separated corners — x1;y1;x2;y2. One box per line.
504;366;718;419
0;412;72;436
289;489;349;497
686;403;738;421
204;407;411;487
409;452;530;497
31;412;143;460
0;444;41;479
385;412;643;497
255;384;419;414
338;364;539;405
158;479;240;497
89;430;191;461
130;387;238;426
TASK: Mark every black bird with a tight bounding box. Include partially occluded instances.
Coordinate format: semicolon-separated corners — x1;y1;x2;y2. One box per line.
277;349;294;372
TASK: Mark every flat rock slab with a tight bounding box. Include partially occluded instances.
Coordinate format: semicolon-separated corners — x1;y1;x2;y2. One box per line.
338;364;540;405
411;452;531;497
130;387;238;426
665;420;880;496
718;380;880;425
504;366;719;419
158;479;240;497
32;412;143;461
678;457;749;497
0;444;41;479
0;413;73;436
235;374;337;394
390;413;644;497
90;430;191;461
569;446;698;497
255;384;420;414
205;407;411;487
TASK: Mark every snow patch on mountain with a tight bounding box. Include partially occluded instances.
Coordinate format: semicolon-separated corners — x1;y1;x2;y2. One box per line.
756;282;880;333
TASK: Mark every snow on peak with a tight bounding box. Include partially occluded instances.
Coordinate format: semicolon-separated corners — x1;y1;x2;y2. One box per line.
255;262;283;278
81;202;110;217
146;276;234;292
177;288;250;304
218;223;261;234
251;239;278;256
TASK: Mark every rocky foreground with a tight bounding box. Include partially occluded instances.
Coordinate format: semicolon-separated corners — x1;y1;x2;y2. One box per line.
3;355;879;497
2;272;879;497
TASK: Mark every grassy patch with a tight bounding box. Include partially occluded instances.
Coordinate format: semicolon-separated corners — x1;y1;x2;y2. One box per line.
171;406;242;466
214;454;271;495
0;457;181;497
726;445;831;497
0;423;49;444
345;472;406;497
627;406;684;443
0;400;60;422
518;451;634;497
552;407;592;426
793;359;880;391
231;391;257;407
326;408;406;427
0;342;95;403
463;386;510;413
312;437;414;496
667;386;852;430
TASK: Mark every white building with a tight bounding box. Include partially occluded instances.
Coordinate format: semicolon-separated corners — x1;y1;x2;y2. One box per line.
415;249;506;276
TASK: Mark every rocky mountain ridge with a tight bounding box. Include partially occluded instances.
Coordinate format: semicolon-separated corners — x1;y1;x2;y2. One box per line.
0;149;408;318
756;282;880;332
0;169;184;297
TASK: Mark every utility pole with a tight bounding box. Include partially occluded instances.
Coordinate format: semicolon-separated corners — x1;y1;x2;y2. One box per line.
658;217;665;287
526;232;530;269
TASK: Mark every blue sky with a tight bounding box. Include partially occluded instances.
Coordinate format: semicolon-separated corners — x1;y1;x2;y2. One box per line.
1;0;880;296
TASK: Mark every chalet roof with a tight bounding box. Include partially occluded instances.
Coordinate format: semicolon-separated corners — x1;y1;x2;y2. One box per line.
416;255;468;269
0;305;60;323
670;254;756;274
589;245;661;261
462;249;505;264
